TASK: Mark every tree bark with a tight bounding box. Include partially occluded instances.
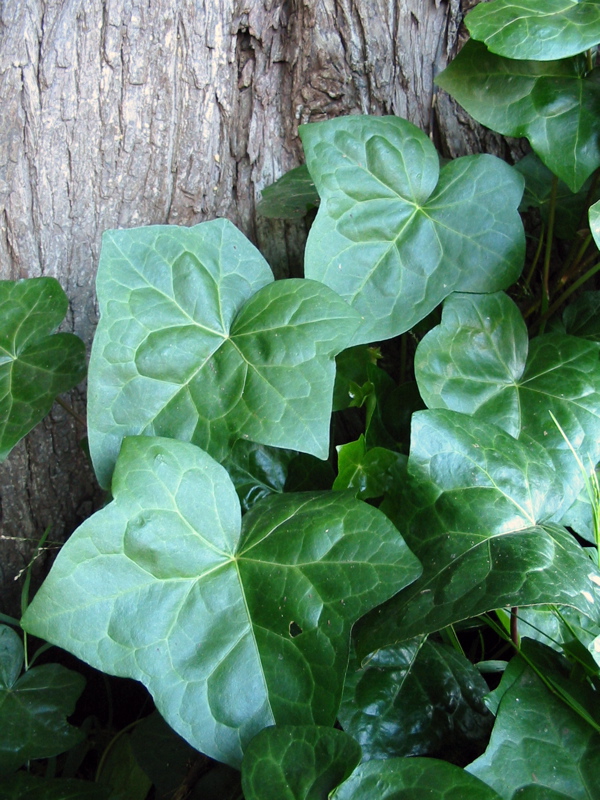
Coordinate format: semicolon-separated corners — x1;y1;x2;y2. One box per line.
0;0;515;614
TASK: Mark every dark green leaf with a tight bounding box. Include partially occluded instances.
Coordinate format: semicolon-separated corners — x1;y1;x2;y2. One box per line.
257;165;320;220
339;638;492;762
0;626;23;689
222;440;296;512
88;220;360;488
563;292;600;340
466;0;600;61
436;40;600;192
354;409;600;656
22;436;421;768
0;278;86;462
331;757;503;800
515;152;598;240
0;773;110;800
468;642;600;799
96;734;151;800
130;711;203;800
284;453;336;493
333;436;405;499
415;291;600;516
300;115;524;344
241;725;361;800
0;656;85;775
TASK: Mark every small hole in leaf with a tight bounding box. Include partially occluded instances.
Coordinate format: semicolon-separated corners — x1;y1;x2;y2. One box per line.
289;621;303;638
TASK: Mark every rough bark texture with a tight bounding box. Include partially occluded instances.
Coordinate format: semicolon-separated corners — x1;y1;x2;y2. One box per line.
0;0;516;614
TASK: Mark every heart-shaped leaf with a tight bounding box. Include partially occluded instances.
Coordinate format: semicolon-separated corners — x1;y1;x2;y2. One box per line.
339;638;492;762
354;409;600;657
22;435;421;768
563;292;600;341
0;626;85;776
0;278;86;462
331;757;503;800
415;291;600;516
88;220;360;488
466;0;600;61
300;115;525;344
257;165;320;220
467;641;600;799
241;725;361;800
436;40;600;192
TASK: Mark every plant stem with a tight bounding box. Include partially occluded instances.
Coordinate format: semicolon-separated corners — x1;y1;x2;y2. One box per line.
510;607;520;649
538;260;600;326
539;175;559;331
55;395;87;427
523;223;545;291
552;233;592;292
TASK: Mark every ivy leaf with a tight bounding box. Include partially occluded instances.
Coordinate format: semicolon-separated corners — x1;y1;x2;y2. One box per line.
436;40;600;192
0;626;85;776
414;291;600;516
88;220;360;488
515;152;599;240
257;165;320;220
222;440;296;512
241;725;361;800
467;641;600;799
466;0;600;61
354;409;600;657
300;115;524;344
563;292;600;341
331;758;503;800
339;638;493;762
590;197;600;245
333;436;405;499
0;278;86;462
22;436;421;768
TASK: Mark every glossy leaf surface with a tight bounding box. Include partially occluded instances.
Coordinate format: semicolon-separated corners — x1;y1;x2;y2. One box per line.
0;278;86;462
332;758;503;800
466;0;600;61
590;197;600;245
333;436;405;499
355;409;600;656
436;41;600;192
301;115;524;344
468;642;600;799
415;291;600;516
257;165;320;220
339;638;492;762
88;220;360;487
22;436;421;768
0;626;85;775
241;725;361;800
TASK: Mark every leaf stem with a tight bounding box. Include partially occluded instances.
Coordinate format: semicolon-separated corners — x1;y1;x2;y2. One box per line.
539;175;559;331
55;395;87;427
523;223;545;291
537;260;600;328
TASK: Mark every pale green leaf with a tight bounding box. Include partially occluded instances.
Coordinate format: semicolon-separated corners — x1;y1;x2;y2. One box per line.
88;220;360;487
300;115;524;344
22;436;420;768
466;0;600;61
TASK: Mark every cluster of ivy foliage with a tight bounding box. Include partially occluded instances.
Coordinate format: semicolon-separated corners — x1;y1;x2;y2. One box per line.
2;1;600;797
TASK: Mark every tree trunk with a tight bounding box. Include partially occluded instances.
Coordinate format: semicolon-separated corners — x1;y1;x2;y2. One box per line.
0;0;515;614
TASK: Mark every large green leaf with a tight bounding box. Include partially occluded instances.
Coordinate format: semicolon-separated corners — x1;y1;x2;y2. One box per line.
563;292;600;341
0;278;86;462
339;638;492;762
22;436;421;768
467;641;600;799
257;165;320;220
354;409;600;657
88;220;360;488
241;725;361;800
436;40;600;192
0;626;85;776
415;291;600;516
331;758;503;800
466;0;600;61
300;115;525;344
